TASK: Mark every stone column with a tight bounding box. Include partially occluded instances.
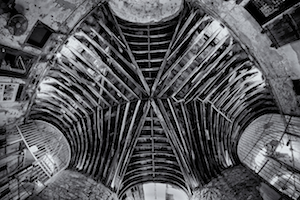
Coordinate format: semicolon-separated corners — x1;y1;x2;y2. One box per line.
190;165;263;200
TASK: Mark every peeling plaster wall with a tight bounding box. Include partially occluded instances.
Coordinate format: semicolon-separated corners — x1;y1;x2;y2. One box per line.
0;0;103;54
109;0;183;24
0;77;28;126
192;0;300;115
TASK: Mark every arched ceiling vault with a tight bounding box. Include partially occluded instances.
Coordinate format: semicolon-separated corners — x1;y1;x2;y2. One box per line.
27;1;279;197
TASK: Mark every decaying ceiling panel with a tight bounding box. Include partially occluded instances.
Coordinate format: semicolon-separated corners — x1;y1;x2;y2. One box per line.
27;1;279;196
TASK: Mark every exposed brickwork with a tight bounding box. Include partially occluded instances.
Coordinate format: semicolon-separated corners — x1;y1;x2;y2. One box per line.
29;170;118;200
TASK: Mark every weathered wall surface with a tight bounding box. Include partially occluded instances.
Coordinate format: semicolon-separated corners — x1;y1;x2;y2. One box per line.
191;165;263;200
0;0;103;54
29;170;118;200
109;0;183;24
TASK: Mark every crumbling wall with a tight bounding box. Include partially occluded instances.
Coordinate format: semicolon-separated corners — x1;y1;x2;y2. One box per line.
191;165;263;200
29;170;118;200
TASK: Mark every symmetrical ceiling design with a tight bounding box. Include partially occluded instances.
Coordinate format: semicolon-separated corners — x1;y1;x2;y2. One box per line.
27;1;279;197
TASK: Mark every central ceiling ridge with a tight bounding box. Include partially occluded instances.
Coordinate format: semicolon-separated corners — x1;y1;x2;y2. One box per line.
28;1;279;197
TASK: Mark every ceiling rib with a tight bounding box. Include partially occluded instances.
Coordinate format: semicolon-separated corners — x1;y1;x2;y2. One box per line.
27;2;280;197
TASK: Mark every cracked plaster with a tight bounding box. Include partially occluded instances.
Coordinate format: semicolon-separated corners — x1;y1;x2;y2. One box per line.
109;0;183;24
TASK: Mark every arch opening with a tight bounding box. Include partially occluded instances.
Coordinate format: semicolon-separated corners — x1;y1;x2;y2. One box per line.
121;182;189;200
238;114;300;199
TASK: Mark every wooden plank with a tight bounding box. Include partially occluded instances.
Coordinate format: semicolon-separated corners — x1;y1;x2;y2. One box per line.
102;107;112;179
181;39;234;100
169;15;210;59
116;102;151;192
159;19;216;83
159;32;228;97
172;35;231;97
171;10;198;48
211;102;232;123
151;10;185;95
66;45;119;104
187;54;239;102
86;29;134;72
58;61;110;107
118;21;176;31
166;99;190;159
42;76;94;113
123;32;170;38
91;107;102;177
180;102;195;158
109;10;151;95
117;102;131;150
68;34;142;98
207;61;252;103
222;81;263;112
152;100;194;190
96;19;126;49
128;40;170;46
114;101;142;188
228;87;265;117
150;107;155;177
132;49;167;54
51;68;99;107
105;105;121;185
108;102;131;187
193;100;212;178
216;74;263;109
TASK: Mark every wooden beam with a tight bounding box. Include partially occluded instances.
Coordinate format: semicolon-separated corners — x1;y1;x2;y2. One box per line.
181;38;234;100
151;9;186;95
58;61;110;107
151;100;194;191
160;18;215;84
159;32;229;97
66;44;120;104
186;54;239;102
166;99;190;160
109;9;151;95
173;35;231;98
96;18;126;49
207;61;252;102
101;107;113;178
81;29;134;75
169;15;210;59
67;35;141;98
193;100;213;178
112;100;141;190
105;104;121;185
171;10;198;49
117;101;151;193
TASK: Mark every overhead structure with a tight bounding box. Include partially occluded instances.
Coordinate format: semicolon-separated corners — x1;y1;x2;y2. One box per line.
27;1;278;197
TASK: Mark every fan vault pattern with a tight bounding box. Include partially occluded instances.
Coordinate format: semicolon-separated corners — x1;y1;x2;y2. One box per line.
27;1;279;197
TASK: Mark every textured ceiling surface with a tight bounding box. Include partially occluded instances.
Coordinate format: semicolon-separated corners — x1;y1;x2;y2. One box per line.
109;0;183;24
26;1;280;196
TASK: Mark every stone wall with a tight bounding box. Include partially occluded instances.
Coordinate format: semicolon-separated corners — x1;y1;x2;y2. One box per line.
29;170;118;200
191;165;263;200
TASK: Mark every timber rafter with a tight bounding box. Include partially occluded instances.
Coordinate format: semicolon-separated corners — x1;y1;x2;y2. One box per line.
28;1;280;197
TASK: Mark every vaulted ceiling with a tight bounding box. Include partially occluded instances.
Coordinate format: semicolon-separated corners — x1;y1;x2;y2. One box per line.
26;1;279;197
